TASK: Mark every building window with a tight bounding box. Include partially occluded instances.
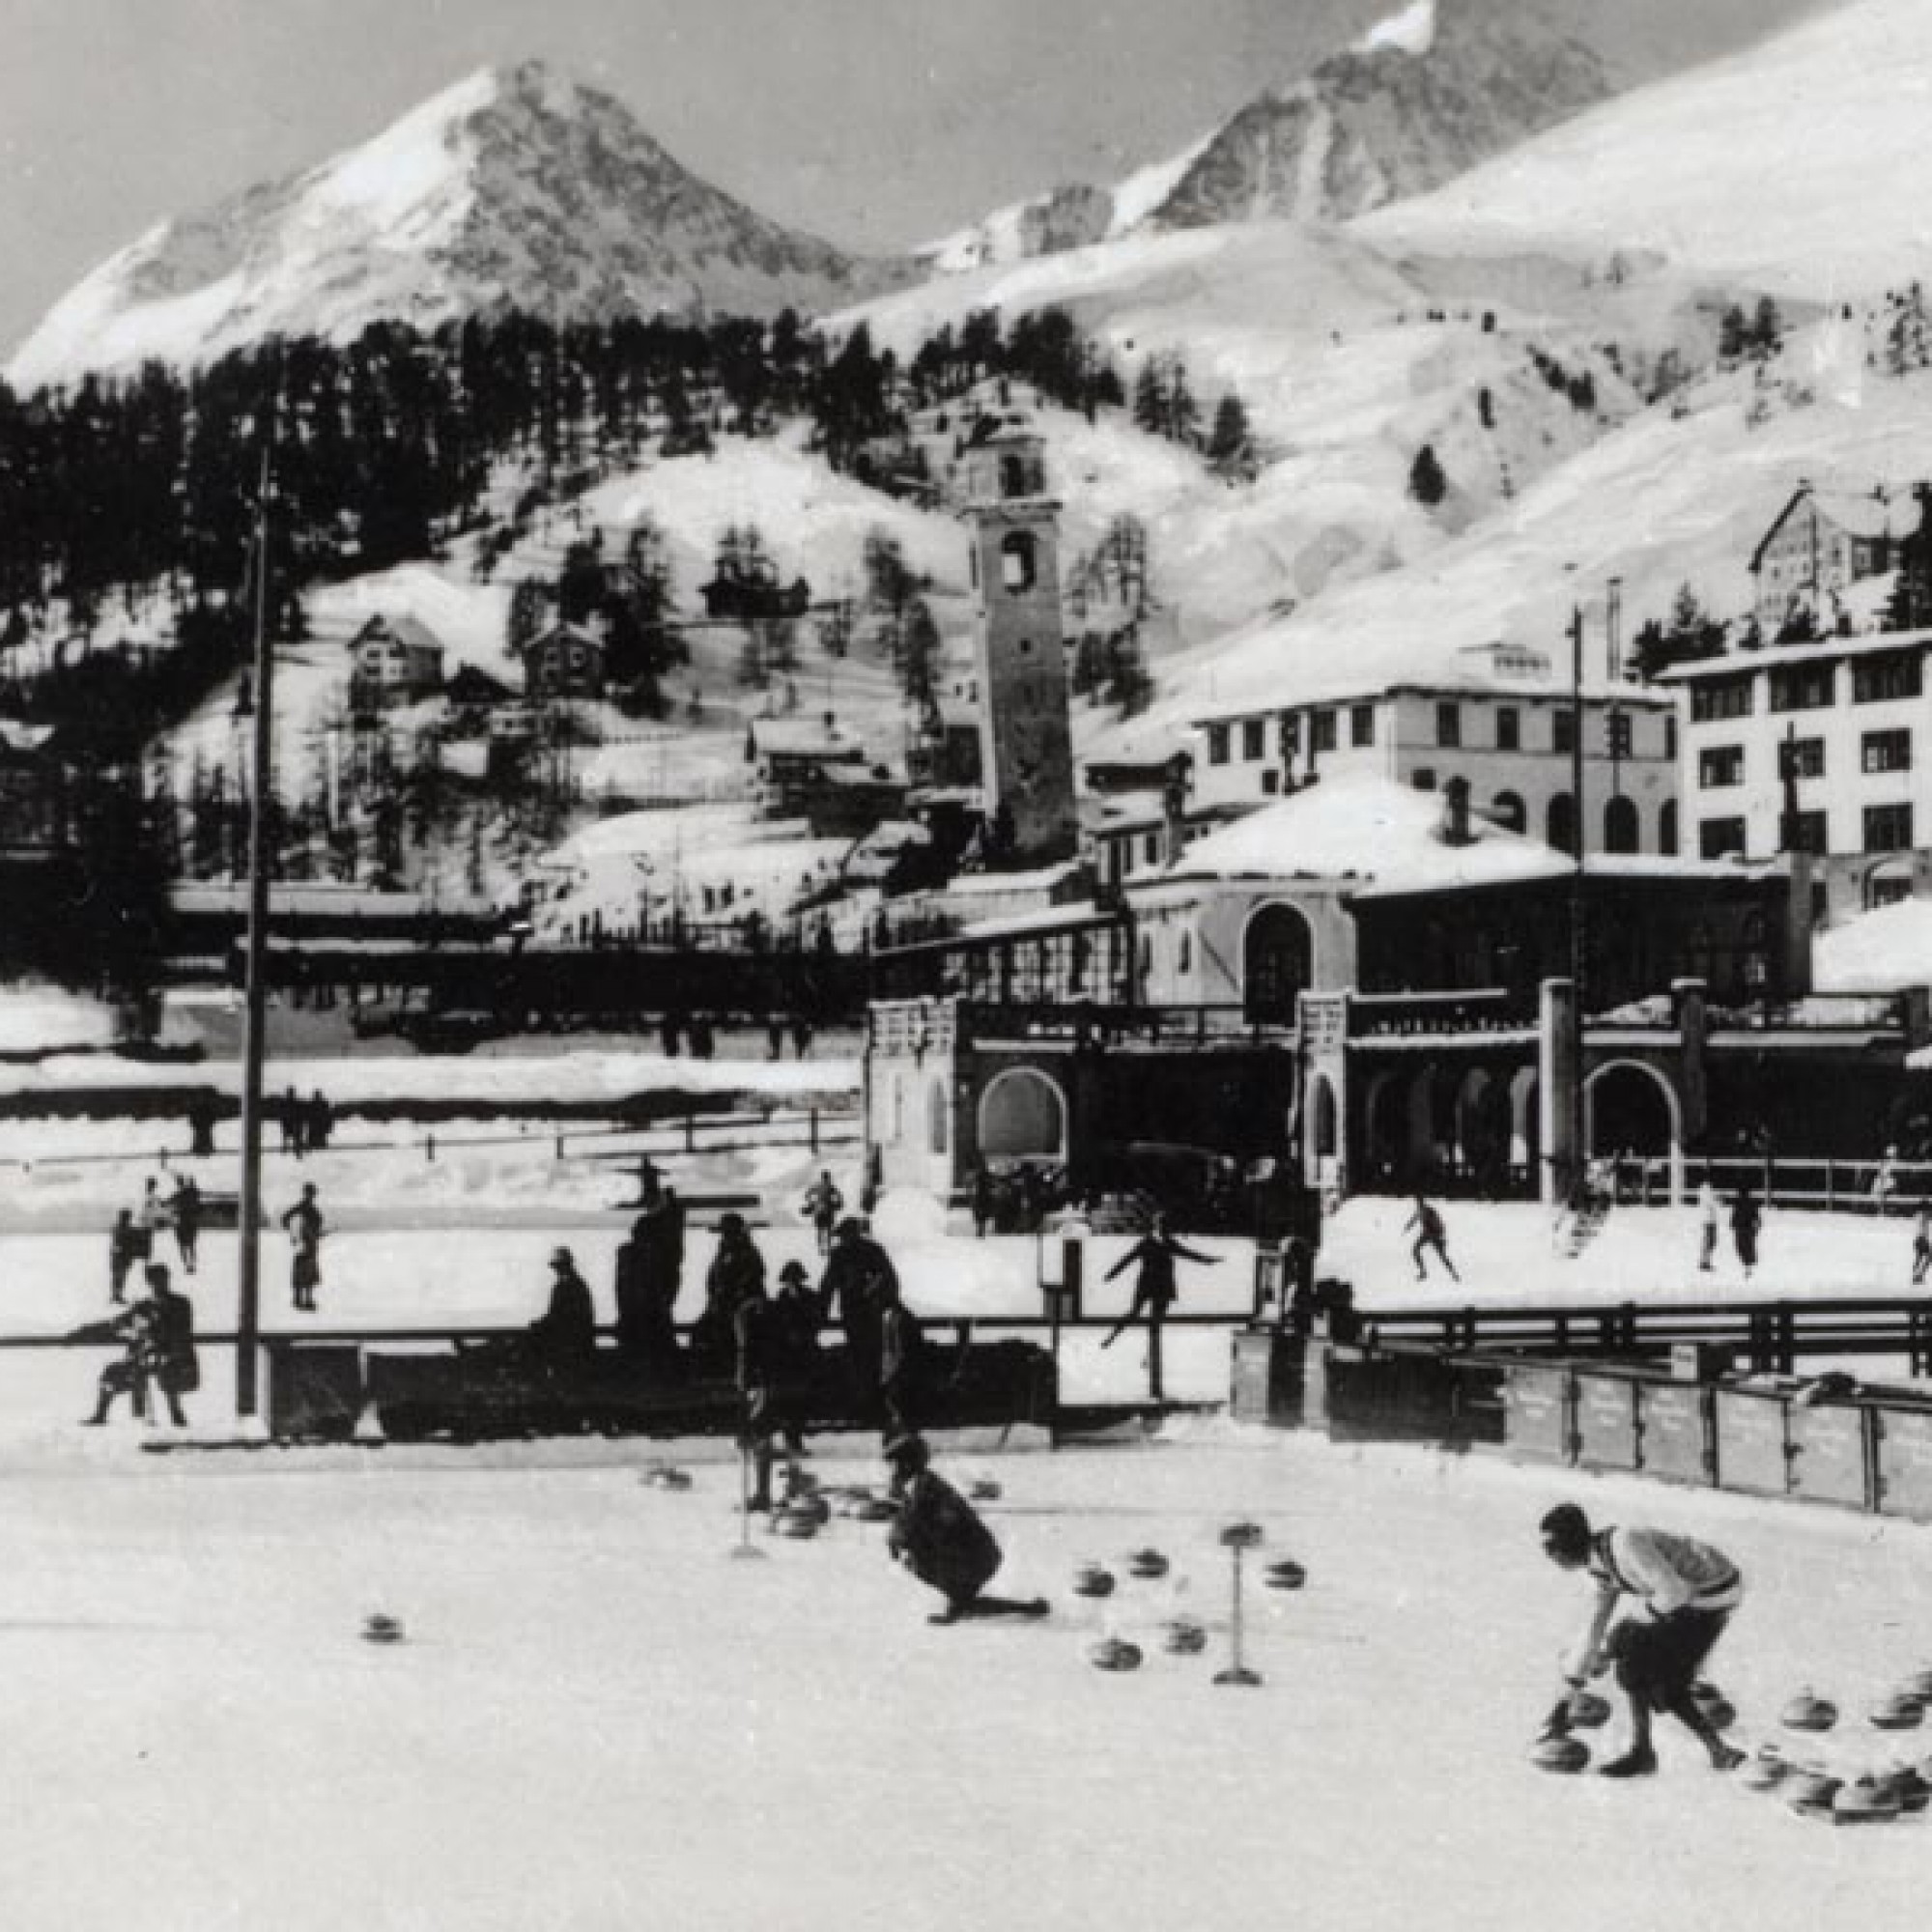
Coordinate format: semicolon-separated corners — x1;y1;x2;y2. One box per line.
1864;802;1914;853
1872;873;1913;909
1769;664;1835;712
999;530;1037;592
1788;810;1829;855
1853;653;1923;703
1863;728;1913;774
1690;676;1754;722
1660;800;1679;856
1143;832;1160;865
1604;795;1639;854
1698;746;1745;789
1262;770;1280;795
1605;711;1633;758
1552;709;1576;754
1665;716;1677;760
1435;701;1461;748
1495;706;1519;752
1783;736;1826;779
1207;724;1230;766
1699;817;1747;859
1311;710;1337;753
1240;719;1265;761
1411;768;1436;792
1350;704;1376;747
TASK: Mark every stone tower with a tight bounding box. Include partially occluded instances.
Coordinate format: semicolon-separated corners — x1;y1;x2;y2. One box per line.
962;424;1076;865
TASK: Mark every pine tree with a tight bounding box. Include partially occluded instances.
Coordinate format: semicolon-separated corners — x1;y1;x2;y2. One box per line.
1207;392;1258;482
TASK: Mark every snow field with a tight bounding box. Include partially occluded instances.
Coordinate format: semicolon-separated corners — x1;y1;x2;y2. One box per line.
3;1429;1929;1931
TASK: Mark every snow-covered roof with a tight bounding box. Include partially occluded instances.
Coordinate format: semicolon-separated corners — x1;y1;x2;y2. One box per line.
943;862;1085;897
1752;485;1902;570
1149;771;1566;893
352;611;445;658
1660;624;1932;681
1817;895;1932;997
1189;668;1665;729
0;721;55;754
750;718;864;760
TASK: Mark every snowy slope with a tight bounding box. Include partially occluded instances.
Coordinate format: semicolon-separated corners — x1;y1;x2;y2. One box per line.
1360;0;1932;298
8;61;909;390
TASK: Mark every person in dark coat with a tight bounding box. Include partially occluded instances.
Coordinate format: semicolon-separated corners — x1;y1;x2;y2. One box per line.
818;1217;898;1415
694;1213;765;1372
883;1434;1047;1625
878;1277;925;1437
615;1213;683;1378
771;1258;824;1424
281;1182;325;1312
1730;1186;1762;1280
1100;1213;1220;1402
734;1272;797;1511
971;1161;996;1239
108;1208;142;1305
78;1263;197;1428
170;1175;202;1276
801;1170;844;1254
144;1264;199;1427
529;1246;597;1376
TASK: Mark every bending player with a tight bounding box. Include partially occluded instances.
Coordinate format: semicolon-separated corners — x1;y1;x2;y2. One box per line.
884;1434;1048;1626
1538;1503;1747;1777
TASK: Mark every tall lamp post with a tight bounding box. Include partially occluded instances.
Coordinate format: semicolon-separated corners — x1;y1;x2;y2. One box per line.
235;421;276;1420
1567;603;1587;1214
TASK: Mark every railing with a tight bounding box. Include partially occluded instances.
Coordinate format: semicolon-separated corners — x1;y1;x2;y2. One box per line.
1350;987;1535;1038
1356;1294;1932;1377
958;1002;1295;1049
1706;994;1905;1035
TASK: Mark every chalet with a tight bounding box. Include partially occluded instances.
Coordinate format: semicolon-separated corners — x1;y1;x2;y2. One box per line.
519;622;606;702
699;572;811;624
1750;482;1903;630
347;614;446;711
443;663;518;732
750;718;867;817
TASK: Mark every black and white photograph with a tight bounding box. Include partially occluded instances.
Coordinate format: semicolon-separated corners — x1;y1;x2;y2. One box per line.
3;0;1930;1923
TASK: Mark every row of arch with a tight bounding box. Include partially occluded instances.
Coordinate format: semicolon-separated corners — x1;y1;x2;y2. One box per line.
1486;791;1675;857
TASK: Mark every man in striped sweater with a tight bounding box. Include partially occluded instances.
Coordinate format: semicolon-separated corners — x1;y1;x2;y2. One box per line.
1538;1503;1747;1777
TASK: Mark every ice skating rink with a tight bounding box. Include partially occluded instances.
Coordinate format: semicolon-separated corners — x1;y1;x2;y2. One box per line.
3;1425;1926;1932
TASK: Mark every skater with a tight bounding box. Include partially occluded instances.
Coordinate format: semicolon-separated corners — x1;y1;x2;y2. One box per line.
170;1173;202;1275
108;1208;142;1304
281;1181;325;1311
1729;1184;1761;1281
883;1434;1047;1626
308;1090;334;1153
801;1169;843;1254
1100;1212;1219;1403
1694;1171;1719;1273
1538;1503;1746;1777
818;1216;898;1416
1913;1200;1932;1289
789;1012;813;1059
1405;1193;1459;1282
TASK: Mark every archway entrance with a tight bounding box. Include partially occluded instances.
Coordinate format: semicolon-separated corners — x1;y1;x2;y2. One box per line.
1243;903;1314;1024
1584;1059;1684;1201
977;1067;1067;1164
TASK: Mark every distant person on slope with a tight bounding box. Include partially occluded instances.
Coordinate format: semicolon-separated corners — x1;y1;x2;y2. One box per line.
1537;1503;1746;1779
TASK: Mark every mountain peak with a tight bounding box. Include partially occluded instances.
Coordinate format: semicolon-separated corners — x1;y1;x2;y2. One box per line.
9;63;909;391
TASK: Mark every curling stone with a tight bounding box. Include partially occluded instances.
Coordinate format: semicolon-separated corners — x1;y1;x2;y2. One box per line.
854;1496;899;1524
1530;1735;1590;1775
774;1508;821;1540
360;1612;406;1645
1086;1636;1144;1673
1263;1558;1307;1592
1126;1548;1170;1581
784;1491;832;1525
1160;1618;1208;1657
1072;1563;1118;1600
969;1478;1003;1503
1785;1771;1842;1819
1884;1765;1931;1814
1833;1776;1902;1825
1781;1690;1838;1733
642;1464;692;1491
1567;1691;1611;1731
1219;1520;1264;1550
1869;1691;1924;1732
1742;1755;1789;1794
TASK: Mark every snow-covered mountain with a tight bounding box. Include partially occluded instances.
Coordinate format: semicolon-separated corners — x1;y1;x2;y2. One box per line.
916;0;1611;273
7;60;911;392
1360;0;1932;298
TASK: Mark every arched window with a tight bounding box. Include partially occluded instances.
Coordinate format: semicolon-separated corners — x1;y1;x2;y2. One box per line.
1604;795;1639;854
1660;800;1679;857
1546;792;1577;856
1000;531;1037;593
979;1069;1067;1162
1490;791;1526;834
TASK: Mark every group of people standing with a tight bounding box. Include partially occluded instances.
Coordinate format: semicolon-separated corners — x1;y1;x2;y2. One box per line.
108;1172;203;1300
279;1087;335;1157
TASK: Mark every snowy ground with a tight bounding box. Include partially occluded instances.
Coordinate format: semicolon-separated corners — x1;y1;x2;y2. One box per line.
5;1426;1930;1932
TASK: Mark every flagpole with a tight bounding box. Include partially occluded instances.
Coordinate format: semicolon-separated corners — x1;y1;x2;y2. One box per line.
236;399;277;1420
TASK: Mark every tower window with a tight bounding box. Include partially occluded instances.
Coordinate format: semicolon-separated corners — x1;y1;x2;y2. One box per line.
1000;531;1037;592
1001;454;1028;498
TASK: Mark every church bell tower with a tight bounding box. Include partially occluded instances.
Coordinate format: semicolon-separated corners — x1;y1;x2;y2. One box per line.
963;425;1076;865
